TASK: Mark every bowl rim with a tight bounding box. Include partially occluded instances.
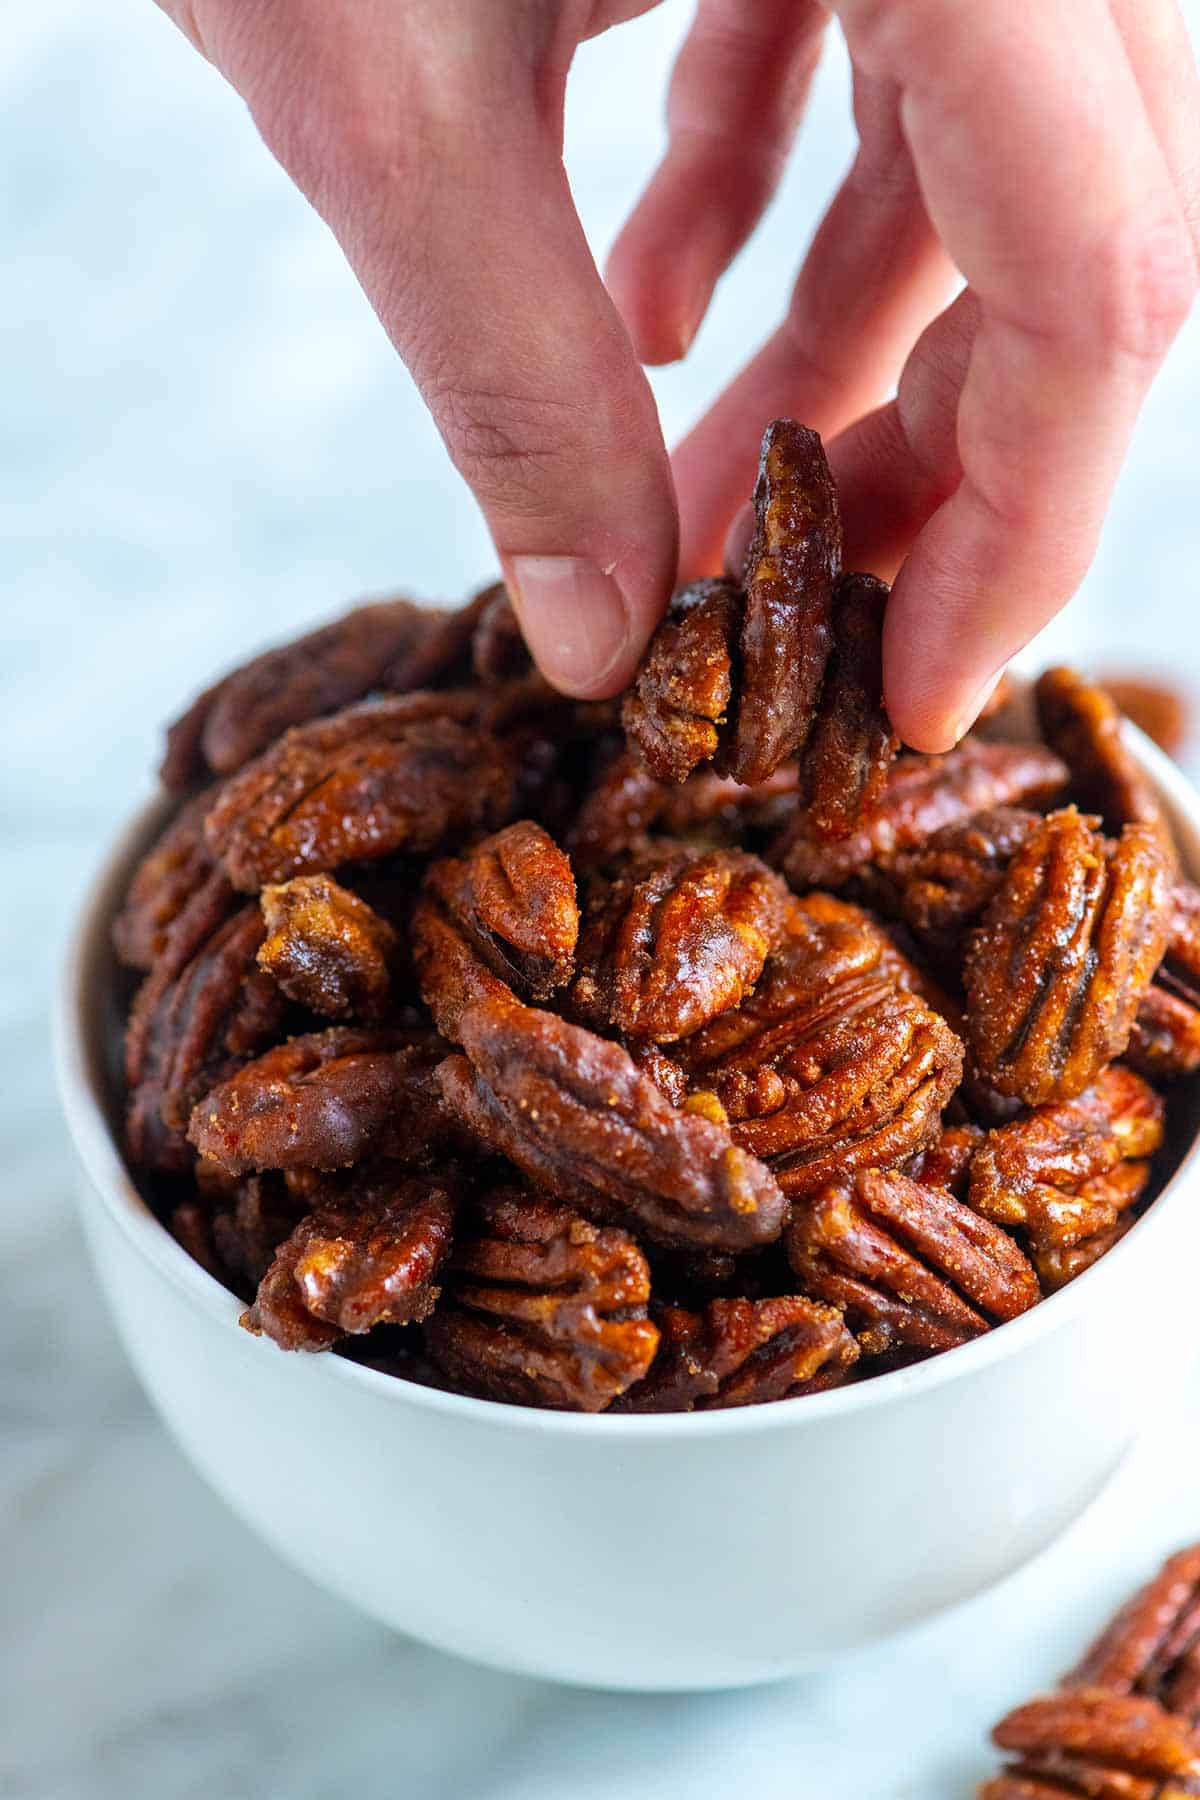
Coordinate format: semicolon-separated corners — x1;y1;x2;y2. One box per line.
54;718;1200;1440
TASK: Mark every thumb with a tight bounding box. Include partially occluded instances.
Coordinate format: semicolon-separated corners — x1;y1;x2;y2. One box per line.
279;87;678;699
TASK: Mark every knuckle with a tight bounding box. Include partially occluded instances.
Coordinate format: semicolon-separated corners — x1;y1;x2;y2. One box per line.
1092;216;1197;365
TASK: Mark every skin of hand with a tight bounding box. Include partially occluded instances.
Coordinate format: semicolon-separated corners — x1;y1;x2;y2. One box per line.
157;0;1198;750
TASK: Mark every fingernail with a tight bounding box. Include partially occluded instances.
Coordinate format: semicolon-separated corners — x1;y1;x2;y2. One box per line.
949;668;1005;743
506;555;631;696
722;503;755;579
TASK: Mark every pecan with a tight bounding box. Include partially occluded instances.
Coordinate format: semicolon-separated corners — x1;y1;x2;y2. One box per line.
112;791;218;969
861;807;1041;966
968;1065;1164;1276
905;1122;985;1197
1068;1545;1200;1724
125;893;285;1171
206;1169;311;1288
1099;675;1190;761
788;1167;1039;1354
616;1295;858;1412
624;420;841;787
424;1186;658;1410
470;584;532;684
243;1171;457;1350
1036;665;1171;843
1130;884;1200;1079
770;738;1068;891
257;873;399;1020
985;1691;1200;1798
204;692;516;891
436;994;788;1250
161;595;484;788
802;571;898;839
965;810;1173;1104
571;846;787;1043
188;1026;455;1175
622;578;741;784
679;894;963;1197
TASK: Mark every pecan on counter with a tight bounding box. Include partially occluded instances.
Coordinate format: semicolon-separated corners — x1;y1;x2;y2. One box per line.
1066;1545;1200;1722
616;1295;858;1413
188;1026;456;1176
787;1168;1040;1356
244;1170;458;1351
424;1186;658;1411
437;994;788;1251
570;846;788;1045
204;692;517;892
965;809;1173;1105
257;873;400;1020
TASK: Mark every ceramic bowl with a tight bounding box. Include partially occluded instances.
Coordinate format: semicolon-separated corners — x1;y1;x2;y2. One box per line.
55;728;1200;1691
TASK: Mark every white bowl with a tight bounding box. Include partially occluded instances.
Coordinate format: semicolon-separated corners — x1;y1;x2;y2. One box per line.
55;730;1200;1692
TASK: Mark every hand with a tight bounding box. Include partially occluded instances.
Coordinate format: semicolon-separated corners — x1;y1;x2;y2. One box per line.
609;0;1199;747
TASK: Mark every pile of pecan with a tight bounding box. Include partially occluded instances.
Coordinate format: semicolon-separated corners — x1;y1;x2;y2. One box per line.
113;420;1199;1412
982;1543;1200;1796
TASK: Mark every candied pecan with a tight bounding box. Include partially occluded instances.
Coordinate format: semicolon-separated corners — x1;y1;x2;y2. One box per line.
622;578;740;784
161;596;484;788
170;1201;225;1281
968;1065;1164;1272
803;571;898;839
257;873;399;1020
905;1122;985;1197
112;791;219;970
616;1295;858;1412
1131;884;1200;1079
1068;1545;1200;1723
1036;666;1170;845
679;895;963;1197
965;810;1173;1104
627;1041;689;1106
567;746;670;871
424;1187;658;1410
188;1026;455;1175
207;1170;311;1288
1099;675;1191;760
770;738;1068;890
125;895;285;1172
437;994;788;1250
862;807;1041;966
413;821;579;1036
470;584;531;683
204;692;516;892
788;1168;1039;1354
571;846;787;1044
985;1691;1200;1798
243;1171;457;1350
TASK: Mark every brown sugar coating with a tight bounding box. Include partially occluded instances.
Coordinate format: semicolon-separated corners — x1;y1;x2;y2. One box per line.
115;417;1197;1411
964;810;1172;1104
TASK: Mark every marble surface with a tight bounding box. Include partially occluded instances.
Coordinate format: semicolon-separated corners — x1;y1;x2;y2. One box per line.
4;3;1200;1795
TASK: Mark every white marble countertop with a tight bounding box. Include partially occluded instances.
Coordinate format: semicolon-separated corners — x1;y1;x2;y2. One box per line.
5;4;1200;1795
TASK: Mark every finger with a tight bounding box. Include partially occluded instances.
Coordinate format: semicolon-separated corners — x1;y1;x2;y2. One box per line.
1108;0;1200;246
604;0;828;367
834;0;1197;750
272;88;678;701
673;68;957;579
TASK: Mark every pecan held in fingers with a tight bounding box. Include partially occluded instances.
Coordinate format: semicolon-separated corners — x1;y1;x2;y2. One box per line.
802;571;898;841
622;579;740;785
965;810;1173;1105
424;1187;658;1411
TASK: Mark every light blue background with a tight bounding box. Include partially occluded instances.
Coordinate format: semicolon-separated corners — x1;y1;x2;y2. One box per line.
3;5;1199;1795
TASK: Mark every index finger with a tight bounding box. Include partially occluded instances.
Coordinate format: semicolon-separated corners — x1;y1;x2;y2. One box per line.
835;0;1197;749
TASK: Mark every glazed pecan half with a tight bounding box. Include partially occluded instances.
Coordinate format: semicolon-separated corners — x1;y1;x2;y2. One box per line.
1068;1545;1200;1724
125;885;285;1171
162;594;484;788
968;1065;1164;1287
802;570;898;839
616;1295;858;1412
437;994;788;1250
204;692;516;891
679;894;963;1196
112;790;219;970
1130;884;1200;1079
983;1690;1200;1798
424;1187;658;1410
770;738;1068;891
188;1026;455;1175
571;845;787;1043
622;578;741;785
965;809;1173;1104
257;873;399;1020
860;807;1041;967
789;1167;1039;1354
244;1170;457;1350
1036;665;1171;843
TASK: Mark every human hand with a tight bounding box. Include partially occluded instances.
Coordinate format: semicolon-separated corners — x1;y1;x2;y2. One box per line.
609;0;1199;747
